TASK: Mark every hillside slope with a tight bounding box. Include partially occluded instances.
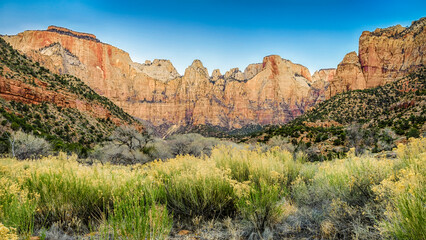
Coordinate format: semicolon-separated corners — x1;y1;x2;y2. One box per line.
0;37;141;155
246;68;425;160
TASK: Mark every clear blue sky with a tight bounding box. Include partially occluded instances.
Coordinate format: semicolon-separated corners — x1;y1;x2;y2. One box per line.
0;0;425;75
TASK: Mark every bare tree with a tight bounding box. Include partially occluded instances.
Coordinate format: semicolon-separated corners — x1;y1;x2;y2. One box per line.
93;126;155;165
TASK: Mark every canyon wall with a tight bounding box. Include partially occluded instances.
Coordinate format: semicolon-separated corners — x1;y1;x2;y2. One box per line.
2;17;425;128
329;17;425;96
2;26;326;128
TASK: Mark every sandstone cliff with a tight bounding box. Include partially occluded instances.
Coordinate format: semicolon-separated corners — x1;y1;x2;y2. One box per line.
330;17;426;96
311;68;336;100
3;27;322;128
3;17;424;129
0;36;139;128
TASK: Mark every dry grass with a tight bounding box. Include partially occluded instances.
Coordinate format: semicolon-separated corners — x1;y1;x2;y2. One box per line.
0;138;424;239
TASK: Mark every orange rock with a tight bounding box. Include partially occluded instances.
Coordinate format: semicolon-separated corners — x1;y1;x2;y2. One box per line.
4;18;424;128
0;74;123;125
3;28;320;128
328;52;366;98
330;17;426;97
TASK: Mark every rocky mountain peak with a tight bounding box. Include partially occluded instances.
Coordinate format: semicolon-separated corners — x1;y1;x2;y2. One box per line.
262;55;283;70
183;59;209;79
243;63;262;80
47;26;99;42
341;51;361;66
137;59;180;82
211;69;222;81
312;68;336;83
224;68;245;81
190;59;205;69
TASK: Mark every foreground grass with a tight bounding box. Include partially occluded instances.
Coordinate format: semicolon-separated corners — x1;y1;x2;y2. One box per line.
0;138;424;239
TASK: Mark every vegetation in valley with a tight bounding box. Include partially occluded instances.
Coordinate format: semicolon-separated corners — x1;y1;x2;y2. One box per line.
0;137;424;239
177;124;264;139
243;68;426;161
91;126;228;165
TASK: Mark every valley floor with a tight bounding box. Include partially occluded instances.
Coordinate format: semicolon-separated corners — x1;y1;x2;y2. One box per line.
0;138;425;240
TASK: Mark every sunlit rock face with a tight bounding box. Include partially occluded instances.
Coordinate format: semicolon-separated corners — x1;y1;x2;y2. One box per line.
330;17;426;97
3;27;322;128
3;18;424;128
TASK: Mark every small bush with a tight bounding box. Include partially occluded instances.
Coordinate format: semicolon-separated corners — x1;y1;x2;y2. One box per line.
93;125;153;164
374;138;426;240
11;131;51;160
266;136;295;153
153;155;236;219
236;180;289;233
212;145;298;187
382;189;425;240
168;133;220;157
0;172;37;237
107;193;172;239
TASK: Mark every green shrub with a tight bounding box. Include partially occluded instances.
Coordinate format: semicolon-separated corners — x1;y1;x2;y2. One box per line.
381;189;425;240
107;193;172;240
236;180;288;233
0;175;37;237
10;131;51;160
10;122;20;131
155;155;235;219
24;163;111;232
406;127;420;138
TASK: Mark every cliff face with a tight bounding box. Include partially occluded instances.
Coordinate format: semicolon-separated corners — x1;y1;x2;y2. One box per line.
0;73;116;123
0;36;139;128
311;69;336;99
328;52;366;98
330;17;426;96
3;18;424;128
3;27;322;128
359;18;426;87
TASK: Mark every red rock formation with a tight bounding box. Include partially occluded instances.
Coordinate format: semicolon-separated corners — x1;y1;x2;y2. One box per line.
328;52;366;97
3;17;424;128
311;68;336;100
331;17;425;96
47;26;99;41
3;28;320;128
0;67;123;125
359;18;425;87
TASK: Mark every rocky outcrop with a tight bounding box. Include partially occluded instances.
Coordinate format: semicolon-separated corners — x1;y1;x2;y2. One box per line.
311;68;336;99
2;27;322;128
312;68;336;83
331;17;426;96
328;52;366;97
359;18;425;87
47;26;99;42
0;71;119;124
3;17;424;128
135;59;180;82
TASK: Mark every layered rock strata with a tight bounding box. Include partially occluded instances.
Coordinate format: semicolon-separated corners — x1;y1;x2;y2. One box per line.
3;28;324;128
329;17;426;96
3;17;425;128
